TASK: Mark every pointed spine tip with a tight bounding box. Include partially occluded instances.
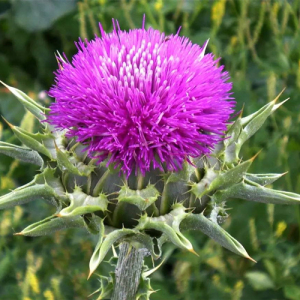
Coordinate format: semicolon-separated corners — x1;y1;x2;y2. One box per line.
53;140;59;151
1;116;14;128
273;97;290;111
87;271;93;280
0;80;10;90
273;87;286;103
13;232;23;236
188;248;199;257
238;104;245;118
247;255;257;263
250;149;262;162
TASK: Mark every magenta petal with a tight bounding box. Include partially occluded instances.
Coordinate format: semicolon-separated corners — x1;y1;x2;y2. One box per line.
47;21;235;176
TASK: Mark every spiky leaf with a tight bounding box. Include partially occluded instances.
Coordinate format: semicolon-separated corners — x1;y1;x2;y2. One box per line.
214;182;300;205
59;187;108;217
0;81;48;120
244;173;286;186
181;213;255;261
16;215;84;236
0;184;57;210
89;227;136;276
118;184;160;211
0;141;43;166
7;123;52;158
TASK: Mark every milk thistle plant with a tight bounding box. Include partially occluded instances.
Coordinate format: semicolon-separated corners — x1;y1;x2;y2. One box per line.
1;18;300;299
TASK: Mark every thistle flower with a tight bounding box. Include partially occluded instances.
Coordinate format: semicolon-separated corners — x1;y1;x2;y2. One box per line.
1;18;300;300
48;19;235;176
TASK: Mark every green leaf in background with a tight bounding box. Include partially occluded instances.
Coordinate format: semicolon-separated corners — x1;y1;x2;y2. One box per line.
284;285;300;300
12;0;76;32
245;271;275;291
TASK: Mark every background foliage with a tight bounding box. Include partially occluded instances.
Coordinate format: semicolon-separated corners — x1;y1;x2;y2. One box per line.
1;0;300;299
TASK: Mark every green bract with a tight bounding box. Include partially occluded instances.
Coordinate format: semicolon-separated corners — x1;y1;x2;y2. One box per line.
1;82;299;299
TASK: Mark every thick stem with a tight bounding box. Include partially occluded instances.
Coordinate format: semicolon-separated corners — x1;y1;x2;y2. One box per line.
112;242;148;300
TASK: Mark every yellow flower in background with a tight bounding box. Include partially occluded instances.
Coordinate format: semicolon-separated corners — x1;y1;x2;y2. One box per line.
234;280;244;291
232;280;244;300
0;176;15;190
154;0;163;12
212;0;226;28
230;36;238;47
275;221;287;237
272;2;280;18
44;290;55;300
29;272;40;294
0;211;11;236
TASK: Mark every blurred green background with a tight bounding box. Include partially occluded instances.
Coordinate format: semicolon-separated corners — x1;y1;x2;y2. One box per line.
1;0;300;299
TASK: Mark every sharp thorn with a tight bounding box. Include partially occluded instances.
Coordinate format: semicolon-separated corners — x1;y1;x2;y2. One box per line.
238;104;245;118
13;232;23;236
272;87;286;103
1;116;14;128
250;149;262;161
53;140;59;151
188;248;199;257
247;255;257;263
87;271;93;280
273;97;290;111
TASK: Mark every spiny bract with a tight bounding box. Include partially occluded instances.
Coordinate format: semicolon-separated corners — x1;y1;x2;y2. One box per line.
1;81;299;300
1;20;300;300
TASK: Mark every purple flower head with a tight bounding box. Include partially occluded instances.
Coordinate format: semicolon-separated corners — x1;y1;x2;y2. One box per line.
48;18;235;176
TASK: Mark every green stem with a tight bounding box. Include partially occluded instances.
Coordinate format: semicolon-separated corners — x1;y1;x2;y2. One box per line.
111;242;147;300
